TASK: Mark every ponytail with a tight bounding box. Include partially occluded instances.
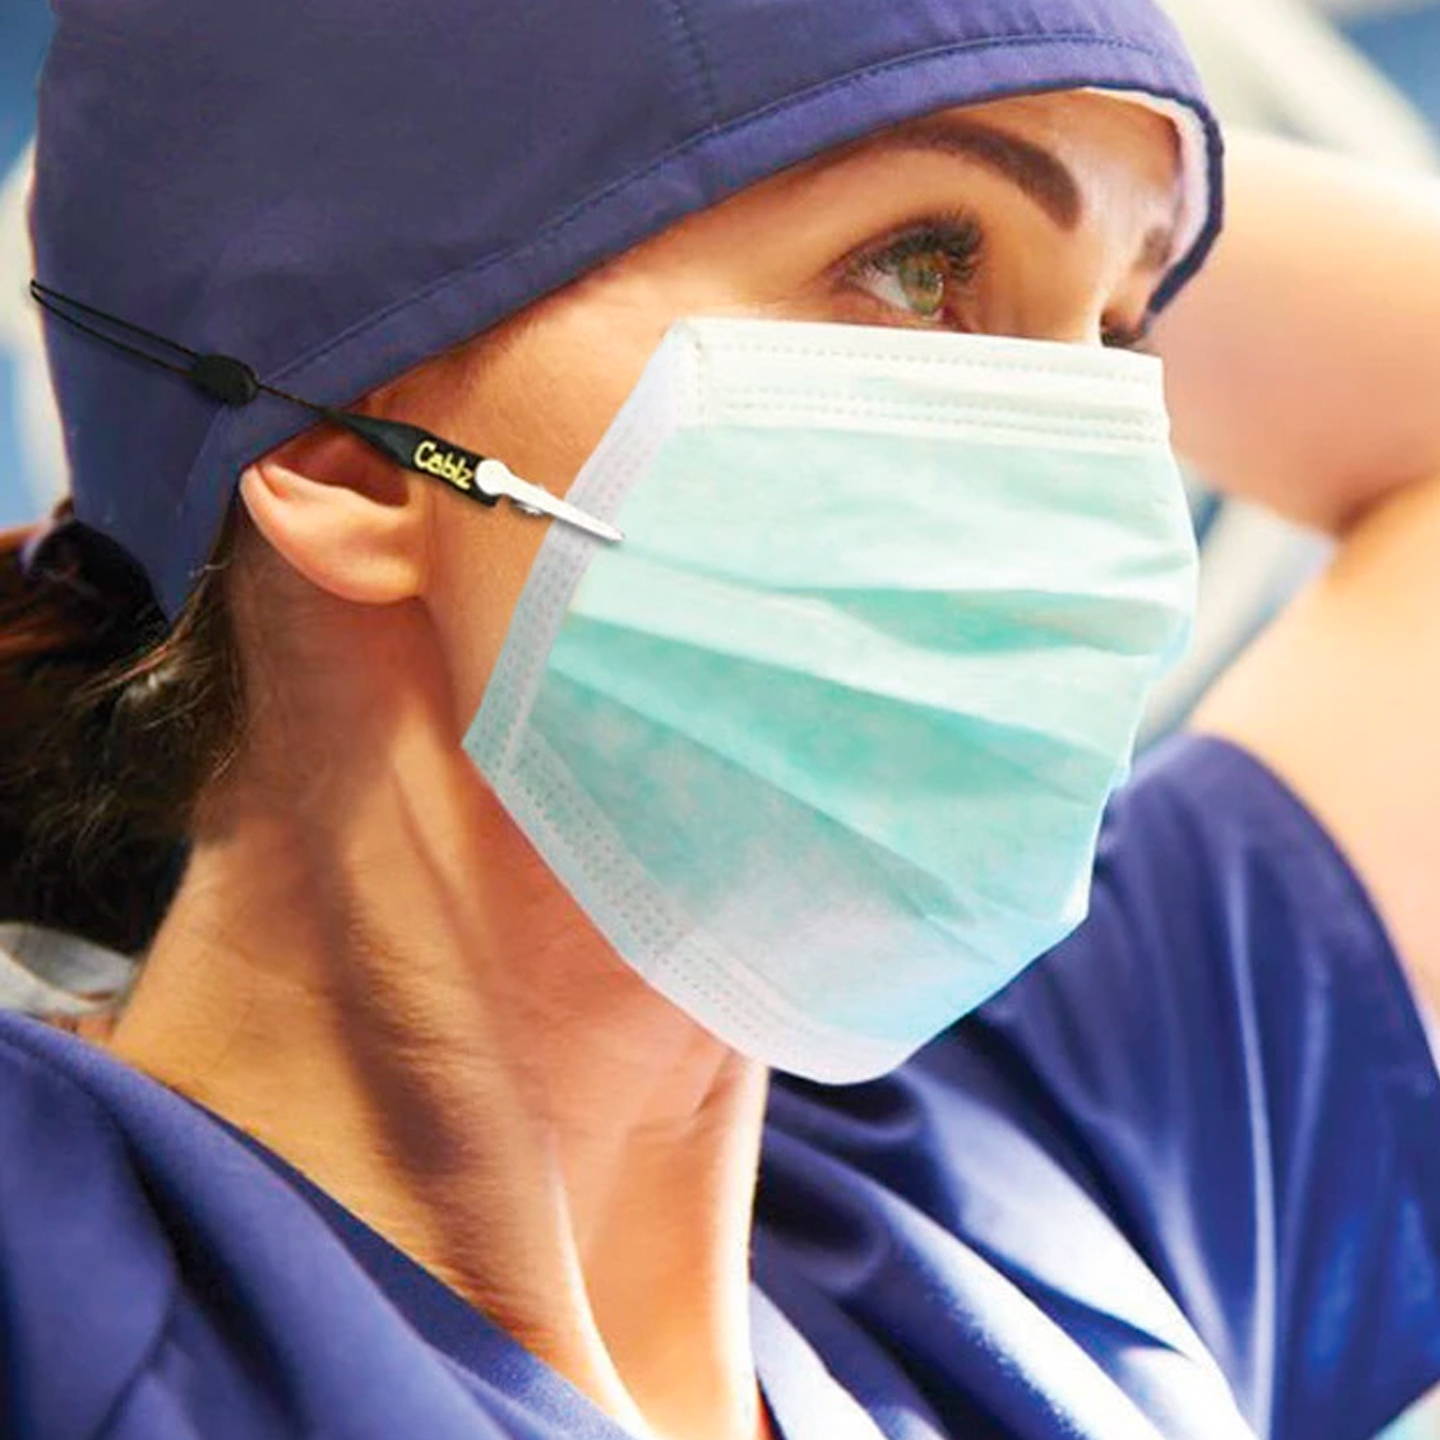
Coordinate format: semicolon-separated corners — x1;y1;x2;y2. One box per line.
0;503;243;954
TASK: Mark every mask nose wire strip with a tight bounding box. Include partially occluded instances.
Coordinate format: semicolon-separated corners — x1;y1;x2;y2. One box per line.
25;280;628;543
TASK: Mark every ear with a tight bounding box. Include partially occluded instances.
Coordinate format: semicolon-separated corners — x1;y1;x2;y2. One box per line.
238;423;430;606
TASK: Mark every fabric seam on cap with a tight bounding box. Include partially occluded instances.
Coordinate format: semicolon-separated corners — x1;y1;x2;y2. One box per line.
656;0;722;131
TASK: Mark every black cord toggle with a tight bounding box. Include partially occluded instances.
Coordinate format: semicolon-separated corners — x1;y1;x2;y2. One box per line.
188;353;261;407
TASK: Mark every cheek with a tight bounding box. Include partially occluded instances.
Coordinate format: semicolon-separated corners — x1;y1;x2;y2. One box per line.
483;301;672;488
425;497;549;734
417;287;688;730
465;240;780;491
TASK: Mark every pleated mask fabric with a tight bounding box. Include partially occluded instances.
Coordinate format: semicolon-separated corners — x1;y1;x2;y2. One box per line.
464;317;1199;1081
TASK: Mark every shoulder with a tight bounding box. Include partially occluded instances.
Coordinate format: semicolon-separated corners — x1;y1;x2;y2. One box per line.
0;1010;164;1223
963;729;1440;1228
0;1013;523;1440
0;1013;177;1440
993;729;1424;1046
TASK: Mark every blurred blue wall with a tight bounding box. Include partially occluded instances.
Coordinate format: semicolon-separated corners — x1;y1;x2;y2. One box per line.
1346;6;1440;133
0;0;53;526
0;0;48;175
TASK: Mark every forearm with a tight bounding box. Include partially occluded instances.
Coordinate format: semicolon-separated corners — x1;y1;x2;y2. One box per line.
1151;131;1440;535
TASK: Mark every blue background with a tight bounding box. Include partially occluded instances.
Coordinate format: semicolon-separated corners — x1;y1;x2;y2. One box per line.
0;0;52;526
1348;5;1440;125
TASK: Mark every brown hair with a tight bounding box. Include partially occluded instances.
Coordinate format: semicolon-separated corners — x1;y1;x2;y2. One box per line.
0;503;244;955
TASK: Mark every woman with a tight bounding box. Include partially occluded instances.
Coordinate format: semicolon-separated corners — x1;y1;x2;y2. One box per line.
1;1;1438;1437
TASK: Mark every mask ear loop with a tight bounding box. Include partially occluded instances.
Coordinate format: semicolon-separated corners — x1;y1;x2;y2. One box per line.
28;283;623;541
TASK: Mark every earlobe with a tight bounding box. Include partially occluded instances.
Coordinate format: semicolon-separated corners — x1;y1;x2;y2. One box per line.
239;449;429;607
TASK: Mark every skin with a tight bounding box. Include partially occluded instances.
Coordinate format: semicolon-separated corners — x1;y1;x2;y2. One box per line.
84;91;1440;1439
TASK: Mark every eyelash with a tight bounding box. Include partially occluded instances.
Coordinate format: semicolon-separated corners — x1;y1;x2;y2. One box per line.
840;209;1151;351
843;210;985;330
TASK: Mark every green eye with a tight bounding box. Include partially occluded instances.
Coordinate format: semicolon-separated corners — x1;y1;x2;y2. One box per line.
847;213;985;328
895;252;948;320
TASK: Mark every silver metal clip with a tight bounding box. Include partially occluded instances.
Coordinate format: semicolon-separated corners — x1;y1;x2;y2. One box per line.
474;459;623;543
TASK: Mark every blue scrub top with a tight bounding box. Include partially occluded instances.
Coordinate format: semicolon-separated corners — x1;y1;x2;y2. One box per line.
2;734;1439;1440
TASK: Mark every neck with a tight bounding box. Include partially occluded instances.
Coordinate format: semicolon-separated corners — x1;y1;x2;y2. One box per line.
102;601;774;1440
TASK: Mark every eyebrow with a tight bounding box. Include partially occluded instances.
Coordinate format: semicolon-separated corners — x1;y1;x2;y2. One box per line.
800;115;1087;231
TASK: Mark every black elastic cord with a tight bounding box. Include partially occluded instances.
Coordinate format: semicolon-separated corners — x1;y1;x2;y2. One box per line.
30;281;198;374
27;281;501;507
30;279;291;411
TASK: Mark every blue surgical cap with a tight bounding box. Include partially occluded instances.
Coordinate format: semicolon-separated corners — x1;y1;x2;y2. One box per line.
30;0;1222;617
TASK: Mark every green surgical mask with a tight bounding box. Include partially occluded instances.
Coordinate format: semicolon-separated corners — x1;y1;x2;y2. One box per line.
465;316;1198;1083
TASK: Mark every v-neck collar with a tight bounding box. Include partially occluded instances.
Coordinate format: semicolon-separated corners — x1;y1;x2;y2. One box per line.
190;1098;884;1440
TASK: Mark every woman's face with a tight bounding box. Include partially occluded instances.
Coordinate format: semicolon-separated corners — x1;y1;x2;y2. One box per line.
369;88;1183;721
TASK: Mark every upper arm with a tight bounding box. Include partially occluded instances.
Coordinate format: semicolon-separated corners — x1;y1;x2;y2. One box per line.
1191;469;1440;1027
1152;136;1440;536
0;1022;172;1440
